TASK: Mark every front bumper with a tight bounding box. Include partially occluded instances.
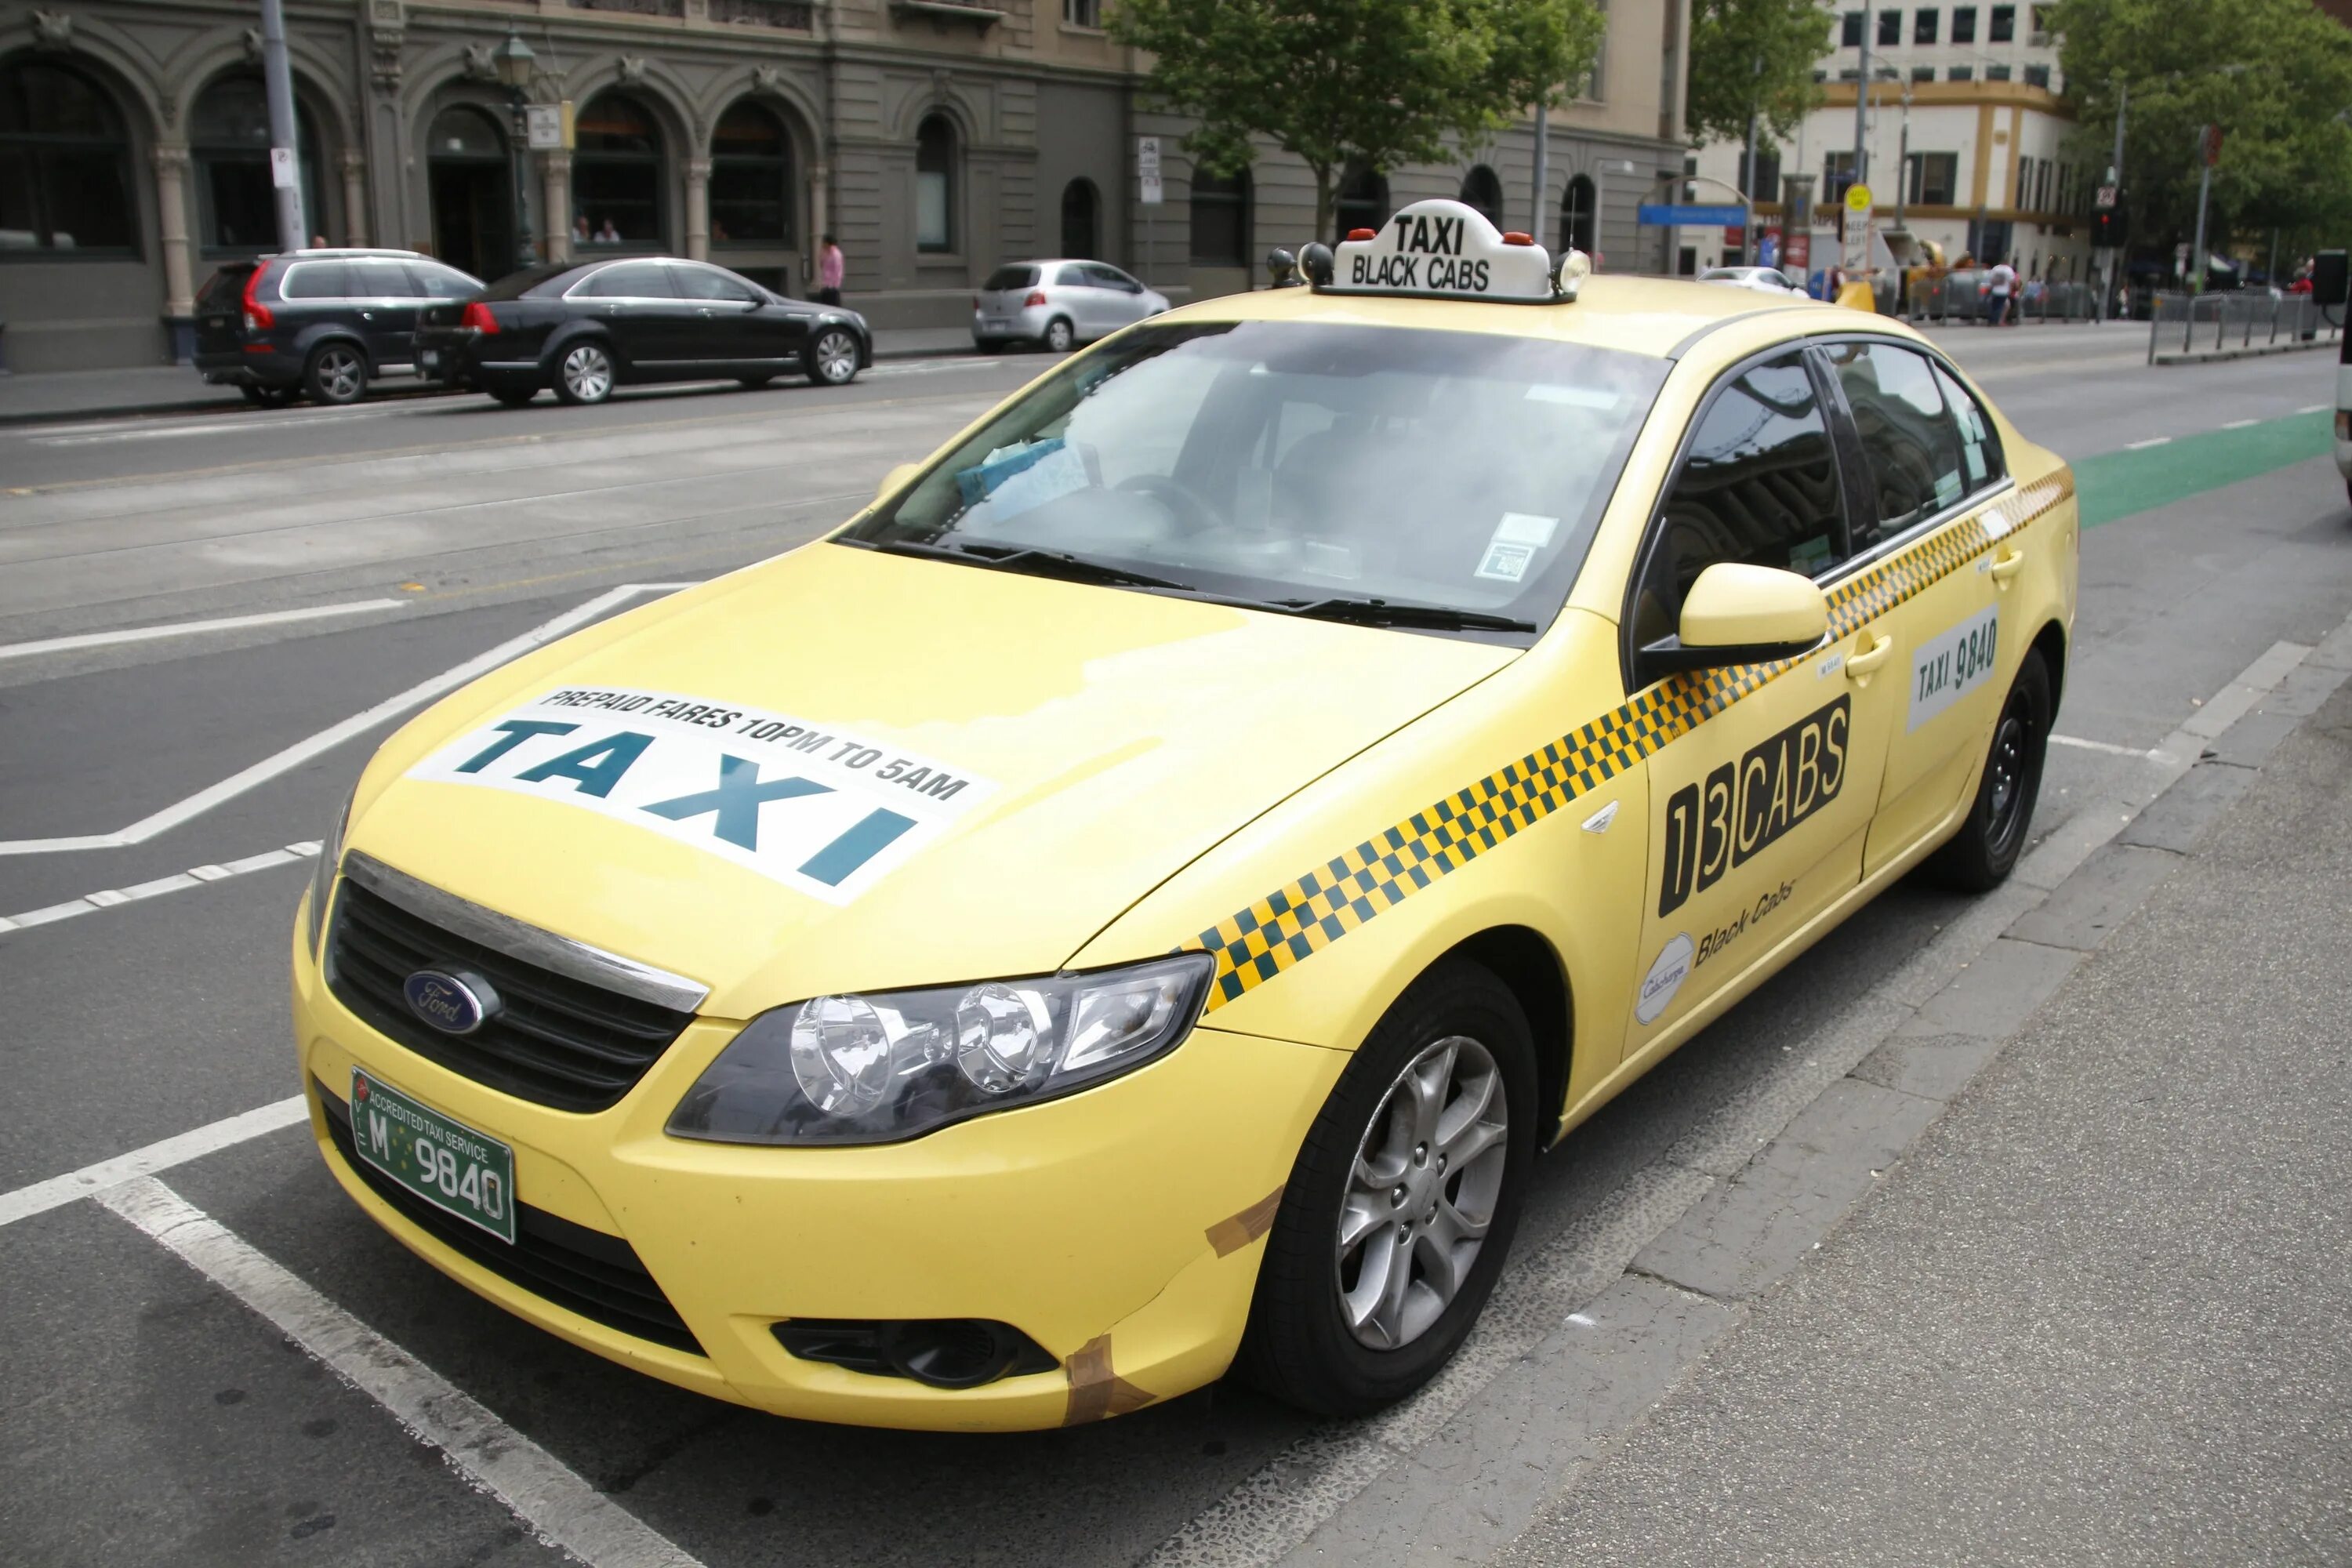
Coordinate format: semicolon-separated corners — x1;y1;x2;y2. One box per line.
292;899;1341;1430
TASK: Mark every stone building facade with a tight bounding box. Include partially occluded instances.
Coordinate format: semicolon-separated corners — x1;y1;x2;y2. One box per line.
0;0;1690;373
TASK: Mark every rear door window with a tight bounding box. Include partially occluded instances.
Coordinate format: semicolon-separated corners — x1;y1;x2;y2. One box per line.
354;260;420;298
575;261;674;298
281;261;355;300
1087;263;1142;293
672;265;760;303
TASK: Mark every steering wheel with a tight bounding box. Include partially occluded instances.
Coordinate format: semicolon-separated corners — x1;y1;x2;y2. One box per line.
1115;473;1216;534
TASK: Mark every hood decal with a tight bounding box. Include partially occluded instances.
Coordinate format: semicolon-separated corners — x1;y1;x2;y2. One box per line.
408;685;996;906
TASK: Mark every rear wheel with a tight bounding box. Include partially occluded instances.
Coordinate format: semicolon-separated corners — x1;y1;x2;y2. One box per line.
804;328;860;387
1930;648;2053;891
1042;316;1076;354
1235;959;1535;1417
554;342;614;406
303;343;366;406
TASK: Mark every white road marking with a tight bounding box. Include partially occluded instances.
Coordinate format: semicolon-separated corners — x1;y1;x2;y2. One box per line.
0;582;691;857
2124;436;2172;450
0;839;320;935
0;1099;308;1229
2049;733;2169;760
0;598;407;662
30;405;411;446
2221;418;2259;430
2298;403;2328;414
99;1178;706;1568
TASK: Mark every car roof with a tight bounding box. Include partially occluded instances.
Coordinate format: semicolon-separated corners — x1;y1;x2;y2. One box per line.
1158;272;1854;361
1000;259;1131;270
272;249;434;260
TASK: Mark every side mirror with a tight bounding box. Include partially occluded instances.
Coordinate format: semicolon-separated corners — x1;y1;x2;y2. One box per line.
1642;562;1828;675
874;461;922;504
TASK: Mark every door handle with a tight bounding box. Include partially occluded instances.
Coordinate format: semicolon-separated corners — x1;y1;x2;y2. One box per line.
1845;633;1896;682
1988;549;2026;586
360;310;375;321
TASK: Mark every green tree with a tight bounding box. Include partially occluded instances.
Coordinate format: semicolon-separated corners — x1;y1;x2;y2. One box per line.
2054;0;2352;272
1685;0;1831;155
1109;0;1606;243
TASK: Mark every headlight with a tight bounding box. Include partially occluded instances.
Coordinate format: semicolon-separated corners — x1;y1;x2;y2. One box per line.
304;782;357;958
667;953;1214;1146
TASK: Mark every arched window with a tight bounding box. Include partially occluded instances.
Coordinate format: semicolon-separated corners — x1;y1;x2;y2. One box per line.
1059;177;1098;259
573;91;664;249
1335;162;1388;238
1560;175;1596;256
191;72;325;252
710;100;793;247
914;114;956;252
1188;166;1250;267
1457;165;1503;228
0;57;138;254
426;105;510;283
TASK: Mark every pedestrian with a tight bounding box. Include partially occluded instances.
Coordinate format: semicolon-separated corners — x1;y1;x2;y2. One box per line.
815;234;844;306
1987;255;2017;327
594;217;622;245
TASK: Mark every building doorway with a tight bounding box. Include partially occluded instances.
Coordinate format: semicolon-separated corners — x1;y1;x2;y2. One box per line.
427;107;513;281
1060;178;1098;259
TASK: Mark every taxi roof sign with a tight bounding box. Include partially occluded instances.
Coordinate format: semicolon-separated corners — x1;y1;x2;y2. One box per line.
1320;198;1568;303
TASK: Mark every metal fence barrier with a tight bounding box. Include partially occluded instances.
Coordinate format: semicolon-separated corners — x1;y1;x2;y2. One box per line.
2144;291;2343;362
1905;273;2099;324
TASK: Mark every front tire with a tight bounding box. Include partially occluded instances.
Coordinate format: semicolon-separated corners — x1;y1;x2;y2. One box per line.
804;328;860;387
1234;959;1536;1417
554;342;615;406
1930;648;2053;891
1042;316;1076;354
303;343;366;406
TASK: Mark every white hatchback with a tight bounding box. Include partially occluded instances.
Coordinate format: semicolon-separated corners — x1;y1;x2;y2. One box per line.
972;260;1171;354
1698;264;1805;296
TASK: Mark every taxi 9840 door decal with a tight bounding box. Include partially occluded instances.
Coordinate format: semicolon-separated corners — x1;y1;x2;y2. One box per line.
1188;470;2072;1011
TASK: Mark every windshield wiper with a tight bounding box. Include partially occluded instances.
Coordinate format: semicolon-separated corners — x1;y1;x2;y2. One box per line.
866;538;1196;593
1271;597;1540;633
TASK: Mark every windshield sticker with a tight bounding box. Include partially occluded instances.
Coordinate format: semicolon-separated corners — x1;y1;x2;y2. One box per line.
408;688;995;905
1475;543;1534;583
1525;383;1622;410
1909;605;2000;731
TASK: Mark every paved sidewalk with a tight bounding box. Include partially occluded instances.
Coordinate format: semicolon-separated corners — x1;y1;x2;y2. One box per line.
0;325;976;428
1500;662;2352;1560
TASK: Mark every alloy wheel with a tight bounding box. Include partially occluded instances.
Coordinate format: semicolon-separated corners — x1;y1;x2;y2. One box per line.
1334;1035;1509;1351
311;347;363;404
562;344;613;403
811;329;858;385
1045;318;1075;353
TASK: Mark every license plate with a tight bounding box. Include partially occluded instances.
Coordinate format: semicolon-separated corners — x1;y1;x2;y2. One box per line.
349;1069;516;1243
419;349;439;368
985;319;1009;331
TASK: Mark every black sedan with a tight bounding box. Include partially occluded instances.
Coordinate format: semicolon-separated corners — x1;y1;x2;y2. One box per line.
416;256;871;407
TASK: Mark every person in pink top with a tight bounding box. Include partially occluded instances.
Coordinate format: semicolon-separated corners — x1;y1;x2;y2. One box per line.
815;234;844;305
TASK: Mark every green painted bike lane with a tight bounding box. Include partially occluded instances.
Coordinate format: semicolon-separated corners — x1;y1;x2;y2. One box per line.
2074;409;2336;528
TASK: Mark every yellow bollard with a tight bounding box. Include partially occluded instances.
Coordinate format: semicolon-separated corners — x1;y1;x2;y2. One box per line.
1835;279;1878;313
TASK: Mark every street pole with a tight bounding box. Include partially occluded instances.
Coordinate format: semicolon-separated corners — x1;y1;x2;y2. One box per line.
1895;85;1910;229
1531;102;1550;247
2099;79;2126;323
2190;143;2212;296
258;0;306;251
1740;53;1761;264
1853;12;1871;191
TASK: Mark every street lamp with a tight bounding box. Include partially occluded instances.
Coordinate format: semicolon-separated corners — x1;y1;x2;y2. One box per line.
491;32;541;268
492;31;537;93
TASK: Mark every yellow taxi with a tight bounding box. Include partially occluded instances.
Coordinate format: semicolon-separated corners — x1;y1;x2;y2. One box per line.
292;199;2076;1431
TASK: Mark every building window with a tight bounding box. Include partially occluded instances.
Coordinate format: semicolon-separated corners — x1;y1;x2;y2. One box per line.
1842;9;1863;46
0;58;139;256
710;100;794;246
914;114;956;252
1744;148;1781;204
2030;3;2053;42
1915;7;1939;43
1990;4;2014;41
1905;151;1958;205
2024;63;2051;89
573;91;665;247
1948;64;1973;81
1059;176;1098;258
1813;69;1829;83
1824;150;1857;206
1188;167;1249;266
1986;63;2011;81
1878;9;1900;45
1952;5;1976;42
1838;68;1861;82
1911;65;1936;82
2034;158;2051;211
1458;164;1504;227
1335;162;1389;238
1063;0;1101;24
1560;174;1595;254
191;73;325;253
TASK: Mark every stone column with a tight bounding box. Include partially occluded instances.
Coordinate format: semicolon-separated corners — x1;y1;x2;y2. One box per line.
811;160;830;245
685;156;711;260
340;148;370;246
152;143;196;321
543;151;572;263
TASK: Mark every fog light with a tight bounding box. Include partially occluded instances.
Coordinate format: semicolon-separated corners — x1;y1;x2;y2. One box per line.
772;1317;1058;1388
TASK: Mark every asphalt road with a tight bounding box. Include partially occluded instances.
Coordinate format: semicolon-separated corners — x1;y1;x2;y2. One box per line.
1;328;2347;1568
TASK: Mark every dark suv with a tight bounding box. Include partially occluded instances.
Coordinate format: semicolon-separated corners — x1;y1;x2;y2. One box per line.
194;249;486;406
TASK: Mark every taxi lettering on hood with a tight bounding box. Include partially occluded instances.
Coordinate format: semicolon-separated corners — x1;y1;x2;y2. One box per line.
408;686;994;904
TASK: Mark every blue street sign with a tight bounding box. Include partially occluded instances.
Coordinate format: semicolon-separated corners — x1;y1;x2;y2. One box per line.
1635;203;1750;228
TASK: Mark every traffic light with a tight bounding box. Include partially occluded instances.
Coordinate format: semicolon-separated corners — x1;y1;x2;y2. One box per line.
2092;204;2127;249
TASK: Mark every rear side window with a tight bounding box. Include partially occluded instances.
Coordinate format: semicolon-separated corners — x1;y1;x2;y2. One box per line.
1824;341;1994;550
1086;263;1140;292
983;265;1038;291
354;260;419;298
1630;352;1844;652
281;261;355;299
575;261;673;298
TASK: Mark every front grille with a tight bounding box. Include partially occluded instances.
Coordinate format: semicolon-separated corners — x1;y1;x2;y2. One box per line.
325;878;695;1113
318;1081;702;1355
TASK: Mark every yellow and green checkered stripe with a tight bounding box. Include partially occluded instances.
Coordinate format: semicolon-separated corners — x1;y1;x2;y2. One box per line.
1189;470;2074;1011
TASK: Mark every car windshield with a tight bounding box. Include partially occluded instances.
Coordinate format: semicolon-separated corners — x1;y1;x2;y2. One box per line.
844;321;1667;637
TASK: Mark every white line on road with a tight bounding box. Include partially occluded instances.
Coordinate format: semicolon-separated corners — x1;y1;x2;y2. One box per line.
2049;733;2170;760
28;405;412;446
2222;418;2259;430
0;598;407;662
0;839;321;935
100;1178;706;1568
0;1098;308;1229
0;582;687;857
2124;436;2173;450
2299;404;2328;414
